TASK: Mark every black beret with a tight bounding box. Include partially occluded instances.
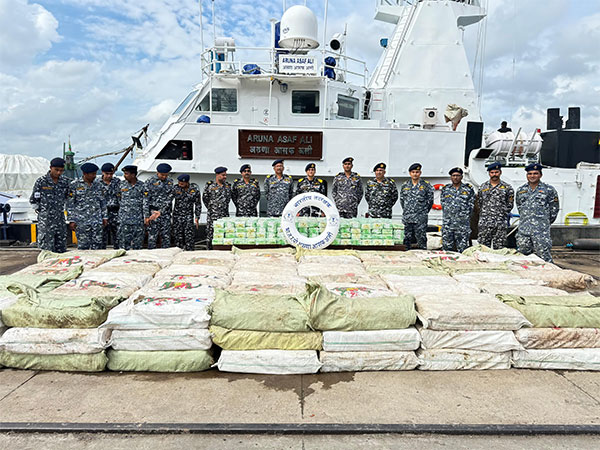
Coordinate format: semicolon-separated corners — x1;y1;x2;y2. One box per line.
487;162;502;171
408;163;422;172
80;162;99;174
214;166;227;174
50;157;65;168
525;163;543;172
448;167;463;175
272;159;284;167
342;157;354;164
305;163;316;171
240;164;251;173
177;174;190;182
156;163;172;173
373;162;386;172
101;163;115;172
122;165;137;174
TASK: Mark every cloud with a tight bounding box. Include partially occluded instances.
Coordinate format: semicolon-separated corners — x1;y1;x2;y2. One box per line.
0;0;61;71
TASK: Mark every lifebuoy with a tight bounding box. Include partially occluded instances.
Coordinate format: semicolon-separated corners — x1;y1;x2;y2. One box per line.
281;193;340;249
432;183;444;210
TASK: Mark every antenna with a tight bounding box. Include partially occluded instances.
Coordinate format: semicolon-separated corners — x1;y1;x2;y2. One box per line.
199;0;205;81
212;0;216;47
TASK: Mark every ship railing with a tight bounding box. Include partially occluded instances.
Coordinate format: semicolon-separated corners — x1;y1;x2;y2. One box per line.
377;0;478;5
200;45;368;86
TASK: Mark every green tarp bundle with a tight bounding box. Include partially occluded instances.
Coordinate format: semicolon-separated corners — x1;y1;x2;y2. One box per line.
462;245;520;257
0;351;107;372
425;257;509;274
209;290;311;332
498;294;600;328
0;266;83;293
107;349;213;372
37;249;126;263
305;283;416;331
210;325;322;350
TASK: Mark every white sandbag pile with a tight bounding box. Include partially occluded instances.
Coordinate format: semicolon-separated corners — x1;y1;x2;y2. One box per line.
416;294;530;370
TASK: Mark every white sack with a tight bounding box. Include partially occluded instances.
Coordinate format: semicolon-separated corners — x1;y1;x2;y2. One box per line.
52;272;152;298
514;328;600;349
323;284;396;298
0;328;107;354
383;275;480;297
418;349;511;370
320;351;419;372
452;272;543;286
216;350;321;375
110;329;212;351
481;284;568;296
158;264;231;277
298;263;366;278
299;255;362;265
323;328;421;352
144;277;216;298
416;294;531;331
173;250;236;265
94;258;163;275
419;328;522;352
512;348;600;371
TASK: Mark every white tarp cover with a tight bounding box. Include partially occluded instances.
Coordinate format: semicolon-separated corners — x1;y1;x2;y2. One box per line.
0;153;49;195
0;328;107;354
109;329;212;351
320;351;419;372
322;329;421;352
481;284;568;297
512;349;600;371
416;294;531;331
419;328;522;352
217;350;322;374
52;272;152;298
418;349;511;370
514;328;600;349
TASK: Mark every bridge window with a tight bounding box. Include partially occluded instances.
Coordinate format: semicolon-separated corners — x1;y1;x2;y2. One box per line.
292;90;320;114
197;88;237;112
156;140;193;160
172;91;197;116
337;95;359;119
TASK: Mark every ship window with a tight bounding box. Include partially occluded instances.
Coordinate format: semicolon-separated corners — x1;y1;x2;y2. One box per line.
292;90;320;114
197;88;237;112
172;91;197;116
337;95;359;119
156;140;193;160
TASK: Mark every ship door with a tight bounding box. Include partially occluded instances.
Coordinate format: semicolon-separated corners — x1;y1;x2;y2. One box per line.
252;97;278;126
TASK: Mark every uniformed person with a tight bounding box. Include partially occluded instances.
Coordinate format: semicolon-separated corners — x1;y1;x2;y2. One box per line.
440;167;475;252
203;166;232;249
232;164;260;217
29;157;70;252
143;163;174;249
515;163;559;262
99;162;120;249
365;162;398;219
117;165;145;250
332;157;363;218
294;163;327;217
399;163;433;250
264;159;294;217
67;163;108;250
172;173;202;251
476;162;514;249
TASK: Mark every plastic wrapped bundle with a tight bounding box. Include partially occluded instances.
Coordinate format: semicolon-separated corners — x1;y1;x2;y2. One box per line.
382;274;479;297
37;249;126;270
109;329;212;351
92;258;163;275
418;349;511;370
107;349;213;372
514;328;600;349
144;276;216;298
157;264;231;278
216;349;321;374
322;328;421;352
419;328;522;352
210;326;322;350
512;348;600;371
320;351;419;372
298;263;366;278
51;272;152;299
173;250;237;267
323;284;396;298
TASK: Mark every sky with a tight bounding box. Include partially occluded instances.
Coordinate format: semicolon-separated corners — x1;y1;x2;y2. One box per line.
0;0;598;163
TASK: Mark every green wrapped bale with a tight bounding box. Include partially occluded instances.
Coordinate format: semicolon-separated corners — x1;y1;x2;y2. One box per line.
210;325;322;350
0;351;107;372
306;283;416;331
107;349;213;372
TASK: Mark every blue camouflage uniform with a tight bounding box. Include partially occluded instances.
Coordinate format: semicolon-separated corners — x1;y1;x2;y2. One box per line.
67;178;108;250
172;182;202;251
99;177;121;249
264;174;294;217
294;177;327;216
399;179;434;249
203;181;232;247
232;178;261;217
332;172;363;218
440;182;475;252
365;177;398;219
29;172;70;252
143;175;174;249
516;181;559;262
117;180;145;250
476;180;514;249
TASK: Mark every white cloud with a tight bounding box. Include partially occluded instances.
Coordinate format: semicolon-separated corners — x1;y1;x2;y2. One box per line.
0;0;61;71
143;99;178;124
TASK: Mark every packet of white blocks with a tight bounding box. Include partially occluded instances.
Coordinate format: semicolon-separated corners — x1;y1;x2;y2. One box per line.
419;328;522;352
514;328;600;349
383;275;479;297
0;328;108;355
216;350;322;374
144;277;217;297
101;291;211;330
417;349;511;370
320;351;419;372
416;294;532;331
512;349;600;371
322;328;421;352
51;272;152;298
109;329;212;351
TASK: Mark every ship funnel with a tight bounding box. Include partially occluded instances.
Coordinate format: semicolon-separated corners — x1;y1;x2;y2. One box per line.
279;5;319;50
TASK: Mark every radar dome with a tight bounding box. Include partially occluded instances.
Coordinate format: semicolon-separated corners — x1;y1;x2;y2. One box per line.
279;5;319;50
